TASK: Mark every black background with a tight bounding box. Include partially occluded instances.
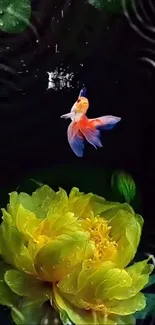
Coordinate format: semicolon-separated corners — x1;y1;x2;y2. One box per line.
0;0;155;323
0;0;155;228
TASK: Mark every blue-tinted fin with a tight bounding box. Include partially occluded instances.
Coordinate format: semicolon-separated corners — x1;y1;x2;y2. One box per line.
79;87;87;98
81;128;103;148
96;116;121;130
67;123;85;157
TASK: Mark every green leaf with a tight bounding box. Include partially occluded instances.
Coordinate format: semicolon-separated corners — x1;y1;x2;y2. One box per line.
41;307;62;325
144;274;155;289
11;298;59;325
11;299;46;325
0;261;12;280
0;281;19;307
4;269;51;302
0;262;19;308
0;0;31;33
29;179;44;187
60;309;72;325
87;0;132;14
135;294;155;319
111;171;136;204
87;0;123;13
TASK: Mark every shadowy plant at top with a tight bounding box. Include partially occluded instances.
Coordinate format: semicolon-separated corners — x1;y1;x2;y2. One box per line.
87;0;123;13
0;0;31;33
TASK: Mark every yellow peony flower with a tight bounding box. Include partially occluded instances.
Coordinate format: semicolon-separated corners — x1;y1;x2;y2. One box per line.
0;185;153;325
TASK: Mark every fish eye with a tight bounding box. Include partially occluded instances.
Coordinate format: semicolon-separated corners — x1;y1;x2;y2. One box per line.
77;98;81;102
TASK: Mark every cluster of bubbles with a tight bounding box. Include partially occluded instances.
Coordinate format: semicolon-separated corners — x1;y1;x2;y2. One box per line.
122;0;155;70
0;0;72;99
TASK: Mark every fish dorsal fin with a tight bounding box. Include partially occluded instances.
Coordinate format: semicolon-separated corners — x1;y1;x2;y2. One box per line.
78;87;87;98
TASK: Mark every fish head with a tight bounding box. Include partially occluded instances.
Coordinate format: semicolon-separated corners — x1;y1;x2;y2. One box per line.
71;96;89;115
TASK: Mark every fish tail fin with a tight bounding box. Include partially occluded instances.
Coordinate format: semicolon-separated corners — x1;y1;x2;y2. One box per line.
80;126;103;149
67;122;85;157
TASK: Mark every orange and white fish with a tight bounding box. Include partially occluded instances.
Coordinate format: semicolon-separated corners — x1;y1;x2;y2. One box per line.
61;88;121;157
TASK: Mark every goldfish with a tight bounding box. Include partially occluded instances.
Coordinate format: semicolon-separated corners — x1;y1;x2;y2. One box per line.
61;88;121;157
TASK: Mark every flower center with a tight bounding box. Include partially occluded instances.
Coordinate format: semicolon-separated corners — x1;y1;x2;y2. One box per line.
85;302;109;314
82;216;117;262
34;235;49;246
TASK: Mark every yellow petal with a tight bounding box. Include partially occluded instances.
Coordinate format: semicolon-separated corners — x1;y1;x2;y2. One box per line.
34;232;92;282
15;205;41;238
31;185;55;218
105;292;146;315
68;187;94;218
108;210;141;267
42;212;83;237
7;191;19;216
95;268;132;300
111;258;154;300
116;315;136;325
53;285;117;325
77;261;116;303
58;264;83;295
47;188;69;217
7;192;33;220
0;217;35;275
92;199;134;218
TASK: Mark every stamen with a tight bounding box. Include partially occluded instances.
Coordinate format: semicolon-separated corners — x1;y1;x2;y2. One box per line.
81;216;117;262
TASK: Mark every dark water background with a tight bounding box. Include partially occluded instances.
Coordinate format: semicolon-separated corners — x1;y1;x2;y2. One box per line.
0;0;155;324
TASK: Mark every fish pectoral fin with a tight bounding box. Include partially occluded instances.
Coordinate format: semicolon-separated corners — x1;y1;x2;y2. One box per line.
89;116;121;130
60;112;74;119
